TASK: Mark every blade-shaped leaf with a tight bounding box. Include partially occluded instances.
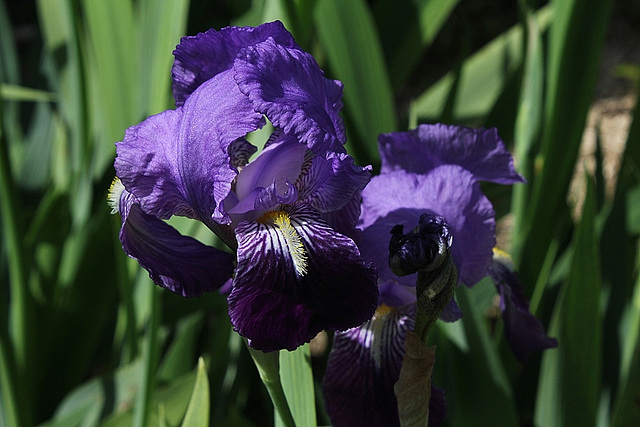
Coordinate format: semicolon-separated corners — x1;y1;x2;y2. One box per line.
314;0;397;164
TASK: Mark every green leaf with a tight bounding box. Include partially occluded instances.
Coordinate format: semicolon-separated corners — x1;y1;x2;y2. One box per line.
452;283;519;427
278;344;316;427
516;0;614;293
411;5;552;124
0;84;56;102
375;0;461;88
314;0;397;164
181;358;210;427
611;267;640;427
536;173;602;426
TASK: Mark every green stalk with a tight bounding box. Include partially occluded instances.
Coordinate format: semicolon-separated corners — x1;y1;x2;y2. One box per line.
0;101;32;427
246;345;296;427
132;283;161;427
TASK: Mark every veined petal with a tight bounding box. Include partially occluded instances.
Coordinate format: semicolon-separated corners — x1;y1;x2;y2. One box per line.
324;305;446;426
234;38;346;154
115;70;264;224
297;151;372;214
228;205;378;352
379;124;525;184
360;167;495;287
233;133;306;202
490;250;558;362
172;21;298;105
228;137;257;170
114;186;235;297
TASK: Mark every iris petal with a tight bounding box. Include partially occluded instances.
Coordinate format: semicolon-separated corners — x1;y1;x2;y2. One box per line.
228;205;378;352
115;70;264;224
379;124;525;184
490;252;558;362
324;305;447;427
234;38;346;154
360;167;496;288
171;21;298;105
117;190;235;297
298;151;371;214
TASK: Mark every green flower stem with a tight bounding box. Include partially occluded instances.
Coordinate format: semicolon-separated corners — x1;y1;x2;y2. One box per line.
132;284;161;427
246;345;296;427
414;255;458;343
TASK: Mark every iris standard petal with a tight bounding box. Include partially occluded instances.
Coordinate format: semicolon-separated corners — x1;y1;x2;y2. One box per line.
490;252;558;362
117;191;235;297
227;205;378;352
360;167;496;287
378;124;525;184
233;134;306;202
115;69;264;224
171;21;298;106
234;38;347;154
297;151;372;214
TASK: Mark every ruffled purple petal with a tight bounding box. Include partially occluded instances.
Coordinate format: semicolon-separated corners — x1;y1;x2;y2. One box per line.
172;21;298;106
228;205;378;351
298;151;371;214
234;38;347;154
379;124;525;184
489;252;558;362
116;188;235;297
115;70;264;224
360;167;496;287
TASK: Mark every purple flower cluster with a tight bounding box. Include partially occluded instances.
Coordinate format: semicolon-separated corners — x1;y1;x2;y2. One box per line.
110;21;378;352
323;124;558;426
110;21;557;426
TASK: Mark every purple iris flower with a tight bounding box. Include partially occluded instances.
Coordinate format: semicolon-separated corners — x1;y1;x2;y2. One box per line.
324;124;556;426
109;21;378;352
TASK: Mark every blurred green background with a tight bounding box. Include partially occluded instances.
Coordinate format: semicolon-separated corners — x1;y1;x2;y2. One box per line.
1;0;639;426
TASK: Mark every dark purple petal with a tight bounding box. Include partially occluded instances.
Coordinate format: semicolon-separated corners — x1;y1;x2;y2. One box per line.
360;167;496;287
324;305;415;427
228;138;257;170
228;205;378;351
489;252;558;362
115;70;264;224
115;187;235;297
429;385;448;426
234;38;347;154
379;124;525;184
378;280;416;307
439;298;463;322
172;21;298;105
298;151;371;214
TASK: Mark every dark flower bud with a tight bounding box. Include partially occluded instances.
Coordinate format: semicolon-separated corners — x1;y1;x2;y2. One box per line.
388;214;453;276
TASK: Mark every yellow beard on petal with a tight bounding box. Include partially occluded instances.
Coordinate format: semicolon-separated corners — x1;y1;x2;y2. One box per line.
107;177;125;215
258;210;308;277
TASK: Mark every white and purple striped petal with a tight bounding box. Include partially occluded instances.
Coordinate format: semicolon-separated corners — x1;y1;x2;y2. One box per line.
324;305;446;426
379;124;526;184
228;205;378;352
